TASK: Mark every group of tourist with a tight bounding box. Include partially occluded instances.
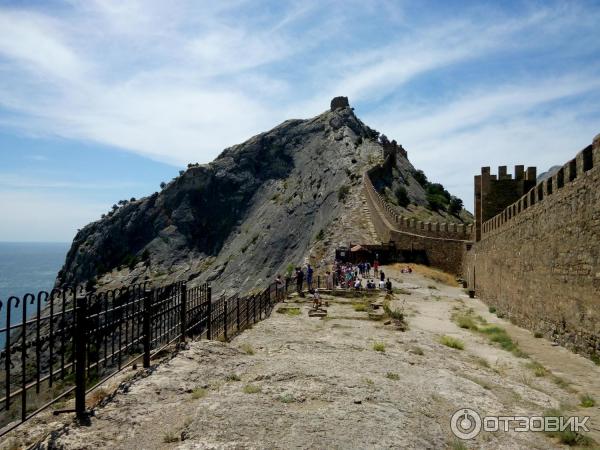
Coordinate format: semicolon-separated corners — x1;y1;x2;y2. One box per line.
332;260;392;292
277;259;397;296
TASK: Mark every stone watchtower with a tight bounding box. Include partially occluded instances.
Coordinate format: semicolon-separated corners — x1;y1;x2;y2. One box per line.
330;96;350;111
474;165;537;241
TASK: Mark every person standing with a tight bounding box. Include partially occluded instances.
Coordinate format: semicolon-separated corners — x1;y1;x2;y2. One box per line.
380;270;385;282
295;267;305;296
306;264;314;290
326;271;334;290
385;278;392;293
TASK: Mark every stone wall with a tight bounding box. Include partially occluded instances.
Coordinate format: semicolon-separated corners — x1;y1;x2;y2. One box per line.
363;166;471;275
464;136;600;359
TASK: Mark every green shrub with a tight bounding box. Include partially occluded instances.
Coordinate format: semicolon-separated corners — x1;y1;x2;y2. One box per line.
448;196;463;215
413;169;428;186
338;185;350;202
395;185;410;207
488;306;496;314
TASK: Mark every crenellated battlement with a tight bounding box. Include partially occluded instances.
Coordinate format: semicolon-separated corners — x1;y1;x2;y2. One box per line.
474;165;537;241
464;133;600;361
364;163;473;241
479;136;600;238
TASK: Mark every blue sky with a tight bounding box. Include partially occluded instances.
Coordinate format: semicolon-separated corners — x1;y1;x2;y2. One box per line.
1;0;599;242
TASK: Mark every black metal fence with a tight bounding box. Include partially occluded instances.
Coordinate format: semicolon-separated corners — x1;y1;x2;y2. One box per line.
0;280;287;436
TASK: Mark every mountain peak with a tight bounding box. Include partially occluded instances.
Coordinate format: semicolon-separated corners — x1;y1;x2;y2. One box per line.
330;96;350;111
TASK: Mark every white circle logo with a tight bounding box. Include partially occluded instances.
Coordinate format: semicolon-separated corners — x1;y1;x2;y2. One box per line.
451;408;482;440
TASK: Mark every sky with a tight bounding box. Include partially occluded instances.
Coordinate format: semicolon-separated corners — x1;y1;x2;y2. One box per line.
0;0;599;242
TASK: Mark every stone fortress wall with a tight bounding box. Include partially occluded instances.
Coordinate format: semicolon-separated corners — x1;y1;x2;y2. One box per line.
363;158;472;275
464;135;600;358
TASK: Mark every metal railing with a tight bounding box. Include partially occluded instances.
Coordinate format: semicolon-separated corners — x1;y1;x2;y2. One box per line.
0;279;287;436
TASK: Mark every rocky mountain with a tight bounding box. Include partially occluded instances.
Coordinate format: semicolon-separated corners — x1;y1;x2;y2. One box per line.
537;165;561;182
56;97;469;296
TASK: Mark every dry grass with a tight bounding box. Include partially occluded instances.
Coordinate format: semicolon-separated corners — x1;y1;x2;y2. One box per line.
87;387;110;407
191;387;207;399
240;343;255;355
163;430;180;443
391;263;458;286
243;384;262;394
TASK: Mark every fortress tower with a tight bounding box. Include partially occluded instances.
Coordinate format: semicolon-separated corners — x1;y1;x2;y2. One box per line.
474;165;537;241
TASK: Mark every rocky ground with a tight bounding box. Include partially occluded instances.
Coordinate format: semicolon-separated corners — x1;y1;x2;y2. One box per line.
6;265;600;449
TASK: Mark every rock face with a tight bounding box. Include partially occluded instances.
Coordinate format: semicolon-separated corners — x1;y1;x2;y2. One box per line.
57;100;382;294
56;98;466;296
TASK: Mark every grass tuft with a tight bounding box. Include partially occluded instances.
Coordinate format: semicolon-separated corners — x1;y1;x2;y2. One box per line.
454;314;479;331
279;393;295;403
544;408;595;446
373;342;385;352
526;361;548;377
386;372;400;380
191;387;207;399
410;346;424;356
580;393;595;408
243;384;261;394
479;326;527;358
225;373;241;382
240;343;255;355
353;303;368;312
450;438;468;450
163;431;180;443
440;335;464;350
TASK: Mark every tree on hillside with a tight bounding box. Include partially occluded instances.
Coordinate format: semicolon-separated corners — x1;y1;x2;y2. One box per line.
395;185;410;207
449;196;463;216
413;170;428;187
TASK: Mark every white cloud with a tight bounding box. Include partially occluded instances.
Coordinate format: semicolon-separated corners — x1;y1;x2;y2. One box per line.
0;0;598;217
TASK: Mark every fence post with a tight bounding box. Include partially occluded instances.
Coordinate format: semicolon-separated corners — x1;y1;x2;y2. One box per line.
237;296;240;332
180;283;187;343
143;289;153;368
207;285;212;340
223;299;228;341
74;295;88;422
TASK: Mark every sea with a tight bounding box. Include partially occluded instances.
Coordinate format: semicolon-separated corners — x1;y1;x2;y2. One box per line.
0;242;70;333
